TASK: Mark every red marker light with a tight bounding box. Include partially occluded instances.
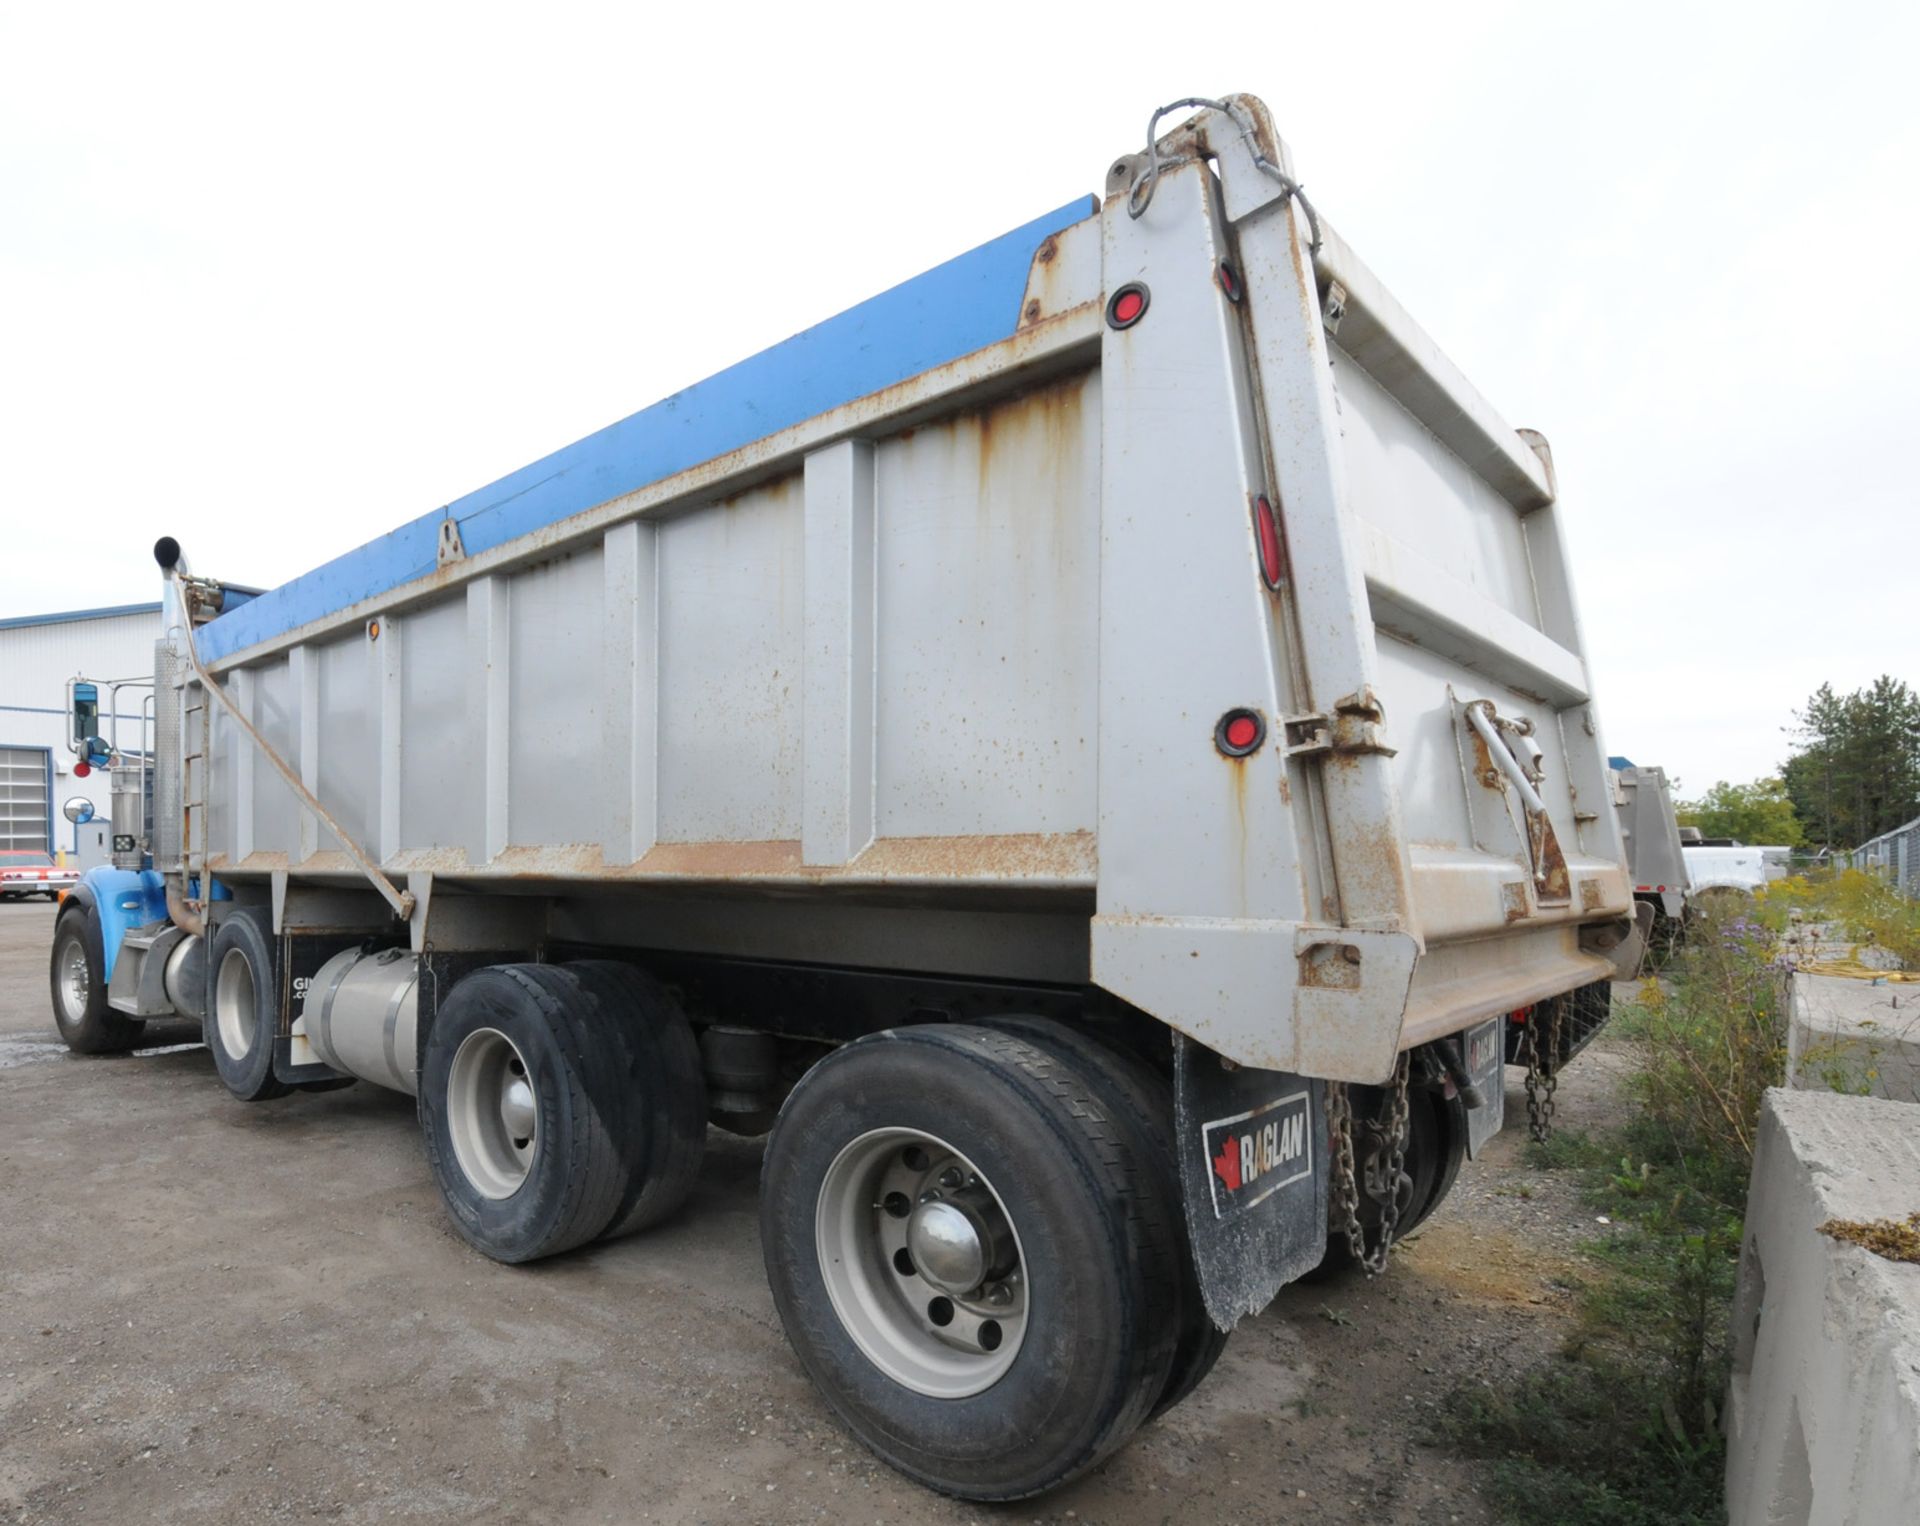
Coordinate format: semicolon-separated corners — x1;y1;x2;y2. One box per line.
1252;495;1285;588
73;761;90;778
1217;260;1242;303
1215;709;1265;757
1106;283;1150;330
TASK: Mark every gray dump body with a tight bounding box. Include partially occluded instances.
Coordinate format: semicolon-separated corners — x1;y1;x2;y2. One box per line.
1612;764;1690;921
163;95;1634;1086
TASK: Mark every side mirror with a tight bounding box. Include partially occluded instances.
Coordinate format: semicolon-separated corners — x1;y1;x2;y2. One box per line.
63;797;96;825
68;679;99;755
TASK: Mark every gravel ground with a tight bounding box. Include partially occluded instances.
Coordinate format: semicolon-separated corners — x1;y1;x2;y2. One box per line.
0;900;1630;1525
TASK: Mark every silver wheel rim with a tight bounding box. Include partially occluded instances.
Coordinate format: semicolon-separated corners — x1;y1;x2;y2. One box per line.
214;947;257;1059
815;1127;1028;1398
447;1028;538;1199
56;936;89;1024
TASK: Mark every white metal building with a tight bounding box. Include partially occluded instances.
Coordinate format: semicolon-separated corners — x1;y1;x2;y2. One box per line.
0;603;162;855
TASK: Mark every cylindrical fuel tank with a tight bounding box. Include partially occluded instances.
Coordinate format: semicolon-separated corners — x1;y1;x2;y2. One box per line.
162;933;206;1020
302;946;420;1094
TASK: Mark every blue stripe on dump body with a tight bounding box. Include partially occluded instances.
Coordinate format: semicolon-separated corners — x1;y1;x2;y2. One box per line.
198;195;1099;663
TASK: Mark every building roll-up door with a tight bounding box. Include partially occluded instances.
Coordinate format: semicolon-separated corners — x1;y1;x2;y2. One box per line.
0;746;53;853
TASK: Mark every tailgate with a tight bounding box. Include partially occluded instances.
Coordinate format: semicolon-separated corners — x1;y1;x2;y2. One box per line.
1314;229;1631;1041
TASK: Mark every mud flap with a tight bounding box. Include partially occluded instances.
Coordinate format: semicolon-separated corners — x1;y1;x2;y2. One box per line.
1172;1034;1329;1330
1462;1017;1505;1159
273;933;360;1086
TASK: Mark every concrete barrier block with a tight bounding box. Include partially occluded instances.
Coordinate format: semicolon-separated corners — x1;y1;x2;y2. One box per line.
1726;1089;1920;1525
1785;972;1920;1103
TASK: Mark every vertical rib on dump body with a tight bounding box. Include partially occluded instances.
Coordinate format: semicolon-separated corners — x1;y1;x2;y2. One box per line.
184;94;1635;1086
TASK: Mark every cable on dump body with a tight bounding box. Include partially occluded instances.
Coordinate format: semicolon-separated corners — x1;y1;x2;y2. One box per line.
1127;96;1322;254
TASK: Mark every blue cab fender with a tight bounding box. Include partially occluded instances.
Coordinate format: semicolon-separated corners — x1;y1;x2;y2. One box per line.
68;869;230;982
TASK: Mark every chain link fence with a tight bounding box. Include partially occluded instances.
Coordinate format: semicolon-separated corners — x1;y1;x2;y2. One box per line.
1840;814;1920;897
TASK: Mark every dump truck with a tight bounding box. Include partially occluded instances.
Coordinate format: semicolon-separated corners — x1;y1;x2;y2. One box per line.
1611;760;1692;953
45;94;1645;1500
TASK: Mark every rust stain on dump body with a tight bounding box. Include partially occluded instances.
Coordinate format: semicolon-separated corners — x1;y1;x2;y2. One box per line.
219;834;1098;888
626;831;1097;885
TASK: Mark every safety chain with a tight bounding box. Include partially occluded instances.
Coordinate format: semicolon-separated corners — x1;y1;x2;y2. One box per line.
1367;1053;1413;1275
1327;1080;1368;1266
1326;1052;1414;1276
1523;996;1564;1142
1126;95;1323;252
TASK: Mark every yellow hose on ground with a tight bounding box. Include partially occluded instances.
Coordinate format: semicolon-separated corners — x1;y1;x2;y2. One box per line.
1793;957;1917;982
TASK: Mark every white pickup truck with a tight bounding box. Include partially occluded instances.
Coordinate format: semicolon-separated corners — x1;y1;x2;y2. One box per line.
1682;841;1770;899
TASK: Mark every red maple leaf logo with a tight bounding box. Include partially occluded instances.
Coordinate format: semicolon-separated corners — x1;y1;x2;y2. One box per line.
1212;1134;1242;1193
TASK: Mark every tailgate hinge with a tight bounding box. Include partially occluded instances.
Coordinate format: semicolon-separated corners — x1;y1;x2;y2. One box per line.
1285;687;1396;760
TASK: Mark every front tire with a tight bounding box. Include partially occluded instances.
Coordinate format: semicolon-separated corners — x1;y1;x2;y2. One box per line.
760;1024;1180;1501
49;904;144;1053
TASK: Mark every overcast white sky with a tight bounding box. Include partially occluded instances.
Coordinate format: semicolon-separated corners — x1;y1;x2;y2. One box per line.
3;2;1914;794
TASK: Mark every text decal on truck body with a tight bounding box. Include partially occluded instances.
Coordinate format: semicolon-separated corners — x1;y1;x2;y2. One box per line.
1202;1090;1313;1219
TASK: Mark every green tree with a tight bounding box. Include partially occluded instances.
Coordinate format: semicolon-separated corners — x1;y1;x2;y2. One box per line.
1676;777;1803;847
1781;676;1920;849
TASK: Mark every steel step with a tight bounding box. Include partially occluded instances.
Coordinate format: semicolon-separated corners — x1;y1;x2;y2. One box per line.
118;922;175;953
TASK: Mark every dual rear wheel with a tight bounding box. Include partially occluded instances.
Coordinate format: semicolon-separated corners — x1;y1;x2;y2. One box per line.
419;961;707;1263
422;991;1213;1497
761;1022;1221;1500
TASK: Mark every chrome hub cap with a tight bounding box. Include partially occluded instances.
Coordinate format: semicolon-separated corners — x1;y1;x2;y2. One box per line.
906;1197;989;1294
56;938;88;1023
448;1028;538;1199
214;948;256;1059
816;1128;1028;1398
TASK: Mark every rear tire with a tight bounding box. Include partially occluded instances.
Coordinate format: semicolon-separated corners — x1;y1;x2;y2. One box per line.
206;909;290;1101
49;904;145;1054
420;964;629;1263
563;960;707;1238
1401;1086;1468;1236
979;1015;1228;1420
760;1024;1180;1501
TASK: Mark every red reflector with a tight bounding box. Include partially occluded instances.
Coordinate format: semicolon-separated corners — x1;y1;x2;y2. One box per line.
1106;283;1150;330
1215;708;1265;757
1252;496;1284;588
74;761;91;778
